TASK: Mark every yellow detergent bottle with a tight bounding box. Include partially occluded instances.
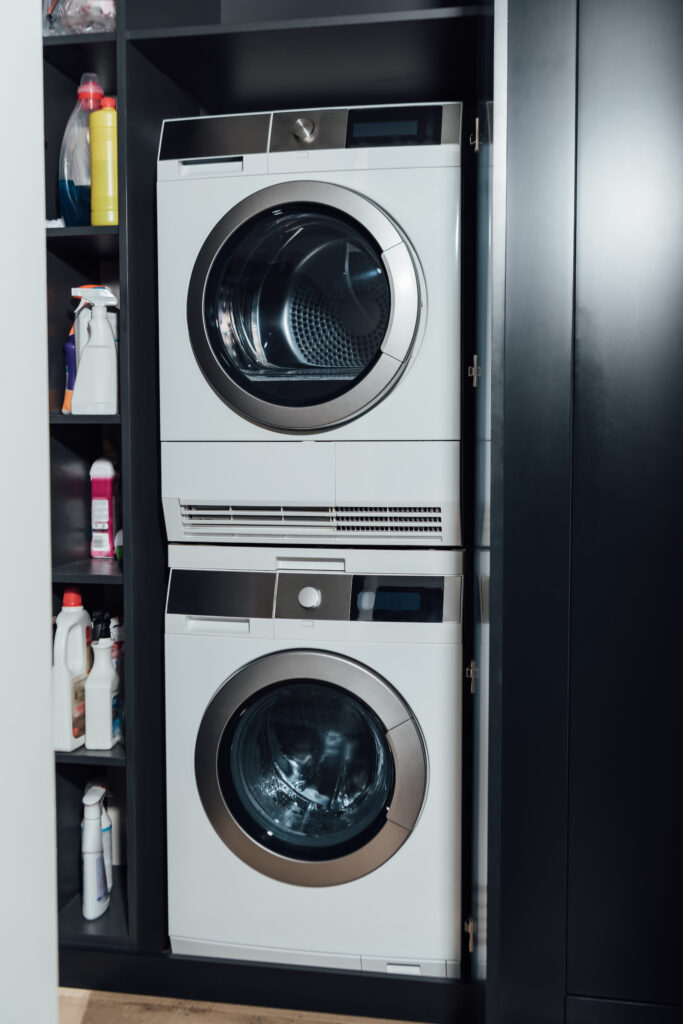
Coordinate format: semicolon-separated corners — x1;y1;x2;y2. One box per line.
90;97;118;226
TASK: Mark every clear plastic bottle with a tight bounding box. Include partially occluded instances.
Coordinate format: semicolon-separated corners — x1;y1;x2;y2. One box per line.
58;73;103;226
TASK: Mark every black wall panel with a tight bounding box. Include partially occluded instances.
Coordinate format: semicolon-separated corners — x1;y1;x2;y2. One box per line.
487;1;576;1022
568;0;683;1008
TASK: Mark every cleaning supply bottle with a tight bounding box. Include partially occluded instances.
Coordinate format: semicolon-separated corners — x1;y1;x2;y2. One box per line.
81;786;110;920
61;324;76;414
58;73;103;226
52;588;92;751
89;457;117;558
85;778;116;892
70;285;118;415
85;614;122;749
90;97;118;226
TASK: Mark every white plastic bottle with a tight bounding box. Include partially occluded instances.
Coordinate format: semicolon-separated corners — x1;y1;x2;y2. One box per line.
89;457;117;559
85;619;122;750
83;781;114;893
71;285;119;415
82;786;110;920
101;800;113;893
52;588;92;751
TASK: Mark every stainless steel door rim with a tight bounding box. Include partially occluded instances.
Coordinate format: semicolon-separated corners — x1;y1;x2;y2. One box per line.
187;181;421;433
195;649;427;886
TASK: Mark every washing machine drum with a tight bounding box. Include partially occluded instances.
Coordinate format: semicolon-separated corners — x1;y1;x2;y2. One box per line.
186;181;421;433
195;650;427;886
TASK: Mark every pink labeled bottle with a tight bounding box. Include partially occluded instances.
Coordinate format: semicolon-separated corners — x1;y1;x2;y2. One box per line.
90;458;117;558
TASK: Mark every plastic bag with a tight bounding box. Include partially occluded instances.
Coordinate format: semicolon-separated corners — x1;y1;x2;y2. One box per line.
43;0;116;36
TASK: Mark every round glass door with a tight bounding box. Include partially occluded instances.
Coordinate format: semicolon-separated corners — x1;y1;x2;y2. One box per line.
194;649;427;886
218;680;395;861
187;181;420;433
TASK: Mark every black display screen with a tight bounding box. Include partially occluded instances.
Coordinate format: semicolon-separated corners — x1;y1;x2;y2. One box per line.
350;576;444;623
346;106;442;148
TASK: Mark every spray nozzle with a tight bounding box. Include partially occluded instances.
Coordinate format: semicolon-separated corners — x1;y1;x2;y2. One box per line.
72;285;117;315
82;784;106;819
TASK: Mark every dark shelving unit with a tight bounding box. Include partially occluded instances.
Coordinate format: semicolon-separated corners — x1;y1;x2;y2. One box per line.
43;34;117;92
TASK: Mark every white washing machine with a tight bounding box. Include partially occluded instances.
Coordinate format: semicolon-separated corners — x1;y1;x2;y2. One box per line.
157;103;462;547
165;544;463;977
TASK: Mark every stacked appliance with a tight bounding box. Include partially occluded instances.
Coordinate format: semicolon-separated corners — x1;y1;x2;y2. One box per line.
158;102;465;978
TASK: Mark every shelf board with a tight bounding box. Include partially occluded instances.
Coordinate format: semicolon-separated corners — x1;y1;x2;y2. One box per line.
43;34;117;94
53;559;123;585
50;413;121;425
55;743;126;767
128;7;489;112
127;6;491;40
46;225;119;266
59;866;131;951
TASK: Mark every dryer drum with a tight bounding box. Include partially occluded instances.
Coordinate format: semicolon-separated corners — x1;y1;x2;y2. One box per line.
195;649;427;886
186;181;421;433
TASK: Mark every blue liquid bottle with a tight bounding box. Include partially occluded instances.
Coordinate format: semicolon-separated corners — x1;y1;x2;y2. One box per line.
58;74;103;227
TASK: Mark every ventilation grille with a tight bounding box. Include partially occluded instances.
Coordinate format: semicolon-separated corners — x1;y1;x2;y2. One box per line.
180;504;443;538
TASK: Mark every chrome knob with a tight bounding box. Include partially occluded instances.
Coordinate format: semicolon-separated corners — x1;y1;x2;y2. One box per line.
292;117;316;143
298;586;322;610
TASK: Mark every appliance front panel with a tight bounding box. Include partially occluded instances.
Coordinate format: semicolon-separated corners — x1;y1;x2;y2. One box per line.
158;165;460;442
165;633;461;965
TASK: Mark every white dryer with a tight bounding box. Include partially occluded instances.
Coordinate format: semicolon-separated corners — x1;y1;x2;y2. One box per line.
165;544;463;977
157;103;462;547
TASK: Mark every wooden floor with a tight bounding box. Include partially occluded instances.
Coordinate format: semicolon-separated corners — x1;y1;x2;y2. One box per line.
59;988;413;1024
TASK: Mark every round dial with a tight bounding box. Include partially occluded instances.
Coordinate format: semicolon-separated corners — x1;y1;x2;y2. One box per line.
298;586;322;609
292;117;316;143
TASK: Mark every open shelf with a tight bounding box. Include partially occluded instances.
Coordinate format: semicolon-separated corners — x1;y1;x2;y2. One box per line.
53;559;123;585
55;744;126;767
43;34;117;93
46;226;119;265
50;413;121;425
59;866;131;951
128;6;489;38
128;6;488;112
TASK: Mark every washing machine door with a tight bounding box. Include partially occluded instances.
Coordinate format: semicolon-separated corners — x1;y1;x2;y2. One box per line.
186;181;420;432
195;649;426;886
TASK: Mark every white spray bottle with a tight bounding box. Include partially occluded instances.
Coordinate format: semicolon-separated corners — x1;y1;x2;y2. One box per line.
71;285;118;415
81;785;110;920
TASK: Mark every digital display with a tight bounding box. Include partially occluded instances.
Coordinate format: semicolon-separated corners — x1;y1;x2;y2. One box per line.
346;106;442;149
351;576;444;623
352;120;419;139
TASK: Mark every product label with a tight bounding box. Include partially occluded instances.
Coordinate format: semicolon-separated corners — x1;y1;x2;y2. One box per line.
92;499;110;530
91;532;111;553
96;854;107;901
71;673;86;739
112;691;123;742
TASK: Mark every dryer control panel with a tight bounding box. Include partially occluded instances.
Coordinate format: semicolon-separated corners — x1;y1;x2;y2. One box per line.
158;103;461;162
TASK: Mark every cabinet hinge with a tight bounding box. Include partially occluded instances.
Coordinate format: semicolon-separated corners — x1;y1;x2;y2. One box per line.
468;354;481;388
464;917;477;954
465;659;479;694
468;116;481;153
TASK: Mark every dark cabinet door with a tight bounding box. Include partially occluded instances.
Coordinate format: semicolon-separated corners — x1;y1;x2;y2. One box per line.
568;0;683;1007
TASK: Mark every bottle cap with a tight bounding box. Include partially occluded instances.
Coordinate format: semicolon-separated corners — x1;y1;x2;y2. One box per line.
63;587;83;608
78;73;103;102
100;97;117;109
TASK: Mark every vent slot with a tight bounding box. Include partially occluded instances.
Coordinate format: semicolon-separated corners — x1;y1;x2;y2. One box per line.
179;503;443;538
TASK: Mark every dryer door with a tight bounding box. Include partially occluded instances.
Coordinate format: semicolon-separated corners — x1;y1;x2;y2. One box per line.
186;181;420;433
195;649;426;886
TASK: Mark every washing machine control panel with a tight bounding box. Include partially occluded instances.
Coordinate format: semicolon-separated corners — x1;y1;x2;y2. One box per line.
276;573;351;620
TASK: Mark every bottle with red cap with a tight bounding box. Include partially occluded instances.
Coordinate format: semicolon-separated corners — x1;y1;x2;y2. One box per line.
58;73;103;226
52;587;92;751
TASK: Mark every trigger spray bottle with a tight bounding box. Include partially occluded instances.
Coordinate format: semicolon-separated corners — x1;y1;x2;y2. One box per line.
70;285;118;415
